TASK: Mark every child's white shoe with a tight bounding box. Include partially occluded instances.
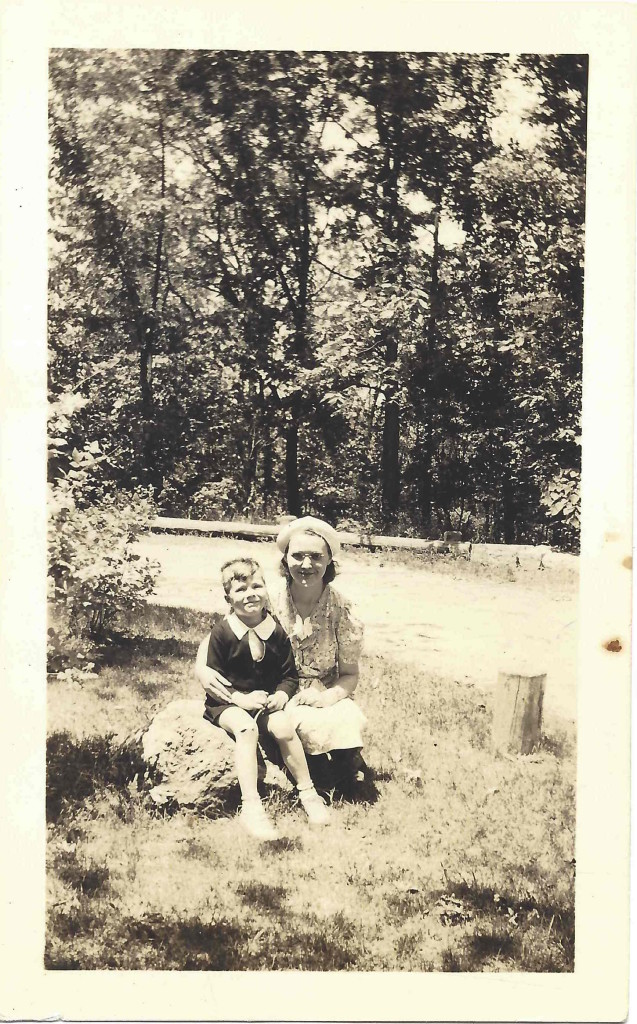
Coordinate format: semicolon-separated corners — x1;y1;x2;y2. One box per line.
298;786;331;826
239;801;279;840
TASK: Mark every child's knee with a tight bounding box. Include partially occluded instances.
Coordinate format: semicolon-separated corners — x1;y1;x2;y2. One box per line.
267;713;295;743
236;718;259;741
221;709;258;743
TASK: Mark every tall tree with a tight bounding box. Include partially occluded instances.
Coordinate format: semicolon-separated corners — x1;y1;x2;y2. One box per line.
49;50;586;548
177;51;350;514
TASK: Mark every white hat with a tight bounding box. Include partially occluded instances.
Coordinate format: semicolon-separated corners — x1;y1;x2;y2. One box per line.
275;515;341;558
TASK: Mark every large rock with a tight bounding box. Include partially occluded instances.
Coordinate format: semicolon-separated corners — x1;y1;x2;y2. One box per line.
141;699;289;813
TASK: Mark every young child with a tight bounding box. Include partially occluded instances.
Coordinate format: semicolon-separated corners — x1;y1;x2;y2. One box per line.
203;557;331;839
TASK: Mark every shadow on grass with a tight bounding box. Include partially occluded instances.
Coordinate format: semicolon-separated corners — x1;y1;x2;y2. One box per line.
44;737;296;829
369;768;394;783
46;731;147;825
118;603;215;641
258;835;304;855
236;882;288;913
88;604;223;671
333;777;381;806
46;733;294;827
101;634;199;668
442;915;573;972
391;877;575;973
540;729;575;761
305;753;385;806
46;906;249;970
46;902;361;970
55;849;110;897
469;928;518;961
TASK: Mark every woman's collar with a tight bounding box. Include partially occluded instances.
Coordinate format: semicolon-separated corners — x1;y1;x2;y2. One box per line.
287;580;329;618
226;612;276;641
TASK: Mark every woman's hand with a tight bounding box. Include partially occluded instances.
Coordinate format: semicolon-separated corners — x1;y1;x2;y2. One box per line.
201;667;235;702
265;691;289;712
295;687;325;708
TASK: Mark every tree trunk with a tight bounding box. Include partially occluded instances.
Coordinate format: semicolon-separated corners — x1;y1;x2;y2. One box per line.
381;331;400;526
285;179;311;518
140;111;166;496
370;67;406;532
418;200;442;532
418;417;434;532
427;204;441;350
241;378;262;513
382;399;400;525
139;328;154;411
501;478;516;543
285;396;301;516
261;421;274;513
242;436;259;514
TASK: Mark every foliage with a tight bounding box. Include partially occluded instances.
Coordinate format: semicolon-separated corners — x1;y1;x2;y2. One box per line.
48;388;159;663
49;484;158;639
541;469;580;533
48;51;586;550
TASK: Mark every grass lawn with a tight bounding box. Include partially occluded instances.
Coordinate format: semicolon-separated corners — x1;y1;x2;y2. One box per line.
46;592;575;972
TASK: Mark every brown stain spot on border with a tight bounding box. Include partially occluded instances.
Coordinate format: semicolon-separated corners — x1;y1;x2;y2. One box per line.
605;531;621;543
604;639;623;653
622;556;632;570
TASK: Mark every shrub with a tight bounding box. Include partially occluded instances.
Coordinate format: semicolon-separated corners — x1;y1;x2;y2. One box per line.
48;389;159;664
49;483;158;640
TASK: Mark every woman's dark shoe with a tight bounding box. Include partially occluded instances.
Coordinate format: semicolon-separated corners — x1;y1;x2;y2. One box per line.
307;753;335;793
331;748;367;780
330;749;377;801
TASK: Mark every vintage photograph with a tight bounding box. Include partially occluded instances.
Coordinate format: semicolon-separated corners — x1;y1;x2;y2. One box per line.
46;49;584;972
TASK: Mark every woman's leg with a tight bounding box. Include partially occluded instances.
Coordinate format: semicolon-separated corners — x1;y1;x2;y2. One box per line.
291;698;366;758
307;753;335;791
216;706;260;804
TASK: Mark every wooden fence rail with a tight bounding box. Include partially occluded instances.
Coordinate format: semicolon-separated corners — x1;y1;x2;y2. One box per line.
150;516;455;553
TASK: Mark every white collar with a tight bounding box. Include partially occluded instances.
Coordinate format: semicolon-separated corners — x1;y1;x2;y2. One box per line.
226;612;276;642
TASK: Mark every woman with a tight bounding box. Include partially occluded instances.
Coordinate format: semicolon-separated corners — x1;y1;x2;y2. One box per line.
270;515;367;790
195;516;368;792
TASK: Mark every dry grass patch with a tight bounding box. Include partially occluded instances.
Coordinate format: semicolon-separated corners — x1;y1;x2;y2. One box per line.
46;606;575;971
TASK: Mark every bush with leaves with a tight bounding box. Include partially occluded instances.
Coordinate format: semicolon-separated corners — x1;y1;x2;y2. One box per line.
48;390;159;671
539;469;580;552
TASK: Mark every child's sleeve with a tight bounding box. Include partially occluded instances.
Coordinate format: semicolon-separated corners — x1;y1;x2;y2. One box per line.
275;627;299;698
206;622;229;674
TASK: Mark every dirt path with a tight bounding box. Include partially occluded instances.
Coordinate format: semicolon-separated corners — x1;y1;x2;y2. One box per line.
136;534;577;722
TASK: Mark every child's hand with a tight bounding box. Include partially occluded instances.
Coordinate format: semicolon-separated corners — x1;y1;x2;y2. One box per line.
265;691;289;712
241;690;269;712
295;688;324;708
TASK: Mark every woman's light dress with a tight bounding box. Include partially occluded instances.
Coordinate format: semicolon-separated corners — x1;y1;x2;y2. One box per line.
269;579;366;755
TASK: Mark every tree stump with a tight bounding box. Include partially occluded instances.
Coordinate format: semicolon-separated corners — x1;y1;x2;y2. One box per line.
492;670;546;755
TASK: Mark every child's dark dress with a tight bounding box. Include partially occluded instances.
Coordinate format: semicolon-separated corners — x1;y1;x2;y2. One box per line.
203;612;298;730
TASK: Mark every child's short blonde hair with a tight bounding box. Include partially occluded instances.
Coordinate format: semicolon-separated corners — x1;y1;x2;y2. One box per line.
220;557;264;597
